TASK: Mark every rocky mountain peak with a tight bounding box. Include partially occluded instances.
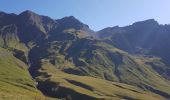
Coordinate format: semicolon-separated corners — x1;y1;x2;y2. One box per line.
0;11;6;16
57;16;89;30
132;19;159;27
19;10;38;17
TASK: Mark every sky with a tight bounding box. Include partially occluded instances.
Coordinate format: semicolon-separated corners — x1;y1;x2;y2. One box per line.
0;0;170;31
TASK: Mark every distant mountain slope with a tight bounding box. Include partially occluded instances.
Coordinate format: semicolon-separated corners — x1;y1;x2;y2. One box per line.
98;19;170;65
98;19;170;80
0;10;170;100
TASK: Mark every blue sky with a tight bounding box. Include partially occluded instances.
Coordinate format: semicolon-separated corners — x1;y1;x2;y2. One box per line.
0;0;170;31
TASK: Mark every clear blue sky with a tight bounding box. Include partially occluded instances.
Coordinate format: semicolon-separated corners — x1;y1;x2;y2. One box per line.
0;0;170;31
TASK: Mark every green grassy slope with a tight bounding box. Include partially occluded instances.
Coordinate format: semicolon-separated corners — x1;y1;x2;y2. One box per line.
36;65;166;100
65;39;170;97
28;36;170;99
0;47;46;100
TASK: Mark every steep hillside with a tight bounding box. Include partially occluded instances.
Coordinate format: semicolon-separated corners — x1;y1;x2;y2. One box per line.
98;19;170;79
36;65;166;100
98;19;170;64
0;47;44;100
28;36;170;99
0;10;170;100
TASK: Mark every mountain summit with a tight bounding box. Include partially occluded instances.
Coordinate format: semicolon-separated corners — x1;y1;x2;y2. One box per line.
57;16;89;30
132;19;159;26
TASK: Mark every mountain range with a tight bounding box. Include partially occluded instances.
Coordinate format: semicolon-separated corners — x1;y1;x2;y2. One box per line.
0;10;169;100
